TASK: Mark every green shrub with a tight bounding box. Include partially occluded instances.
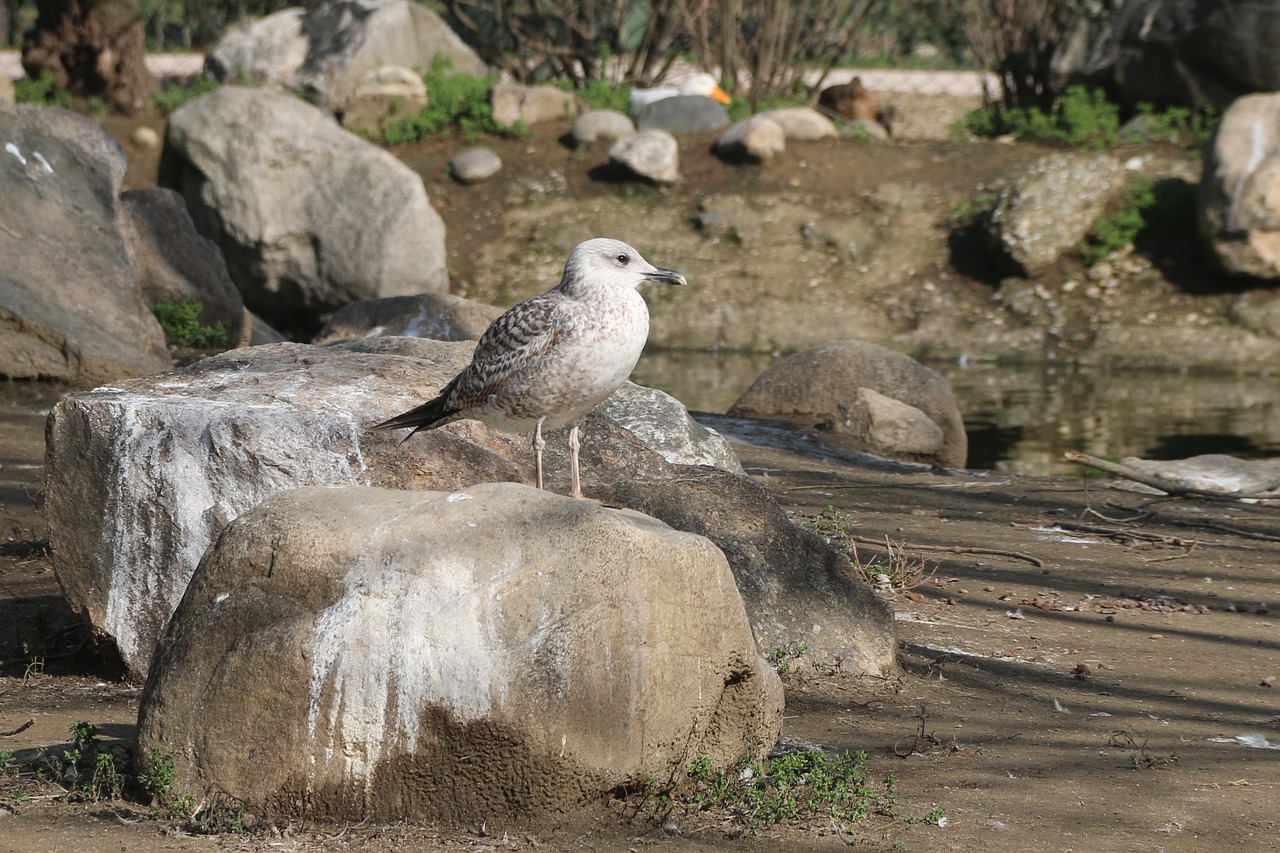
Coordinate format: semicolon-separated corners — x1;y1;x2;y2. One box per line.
381;56;530;144
154;76;222;115
1080;175;1156;266
151;298;230;348
958;86;1120;149
14;71;72;108
559;77;631;113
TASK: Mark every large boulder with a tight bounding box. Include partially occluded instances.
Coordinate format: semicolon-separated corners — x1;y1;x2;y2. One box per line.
160;86;448;338
135;483;783;822
313;293;503;345
46;338;896;678
1198;93;1280;280
983;151;1124;276
338;65;430;135
206;0;486;113
1052;0;1280;111
0;103;170;383
715;116;787;163
728;340;967;468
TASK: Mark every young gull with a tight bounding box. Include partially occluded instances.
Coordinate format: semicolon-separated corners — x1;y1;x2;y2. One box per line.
370;237;687;498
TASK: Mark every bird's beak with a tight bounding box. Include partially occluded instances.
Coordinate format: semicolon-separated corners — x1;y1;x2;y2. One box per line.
710;84;732;105
644;267;688;287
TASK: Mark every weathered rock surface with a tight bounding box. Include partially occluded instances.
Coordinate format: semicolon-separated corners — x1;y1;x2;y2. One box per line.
1052;0;1280;111
206;0;485;112
449;146;502;184
0;103;170;383
634;95;729;134
313;293;503;345
729;340;967;468
985;151;1124;276
46;338;895;678
609;129;679;185
490;83;578;126
339;65;429;135
1198;93;1280;280
161;86;448;337
136;483;783;822
119;188;258;348
599;384;742;475
715;116;787;163
570;109;635;145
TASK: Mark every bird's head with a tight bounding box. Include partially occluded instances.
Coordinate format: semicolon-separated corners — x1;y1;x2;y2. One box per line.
684;73;732;105
562;238;688;294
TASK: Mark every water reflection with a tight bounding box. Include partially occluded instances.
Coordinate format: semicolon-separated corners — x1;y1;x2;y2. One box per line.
635;349;1280;477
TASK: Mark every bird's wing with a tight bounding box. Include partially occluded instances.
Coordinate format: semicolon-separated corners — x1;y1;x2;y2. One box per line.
446;292;569;409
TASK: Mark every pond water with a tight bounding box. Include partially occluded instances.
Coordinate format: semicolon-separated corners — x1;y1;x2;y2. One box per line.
634;350;1280;478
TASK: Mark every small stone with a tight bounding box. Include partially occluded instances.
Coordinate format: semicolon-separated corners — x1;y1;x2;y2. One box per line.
130;125;161;149
570;109;635;145
449;147;502;184
608;129;679;185
715;116;786;162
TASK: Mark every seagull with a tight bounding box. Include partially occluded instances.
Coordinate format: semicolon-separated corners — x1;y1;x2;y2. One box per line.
629;73;732;113
369;238;687;499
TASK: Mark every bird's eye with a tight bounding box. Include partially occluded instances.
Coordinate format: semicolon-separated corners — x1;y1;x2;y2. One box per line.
616;253;630;265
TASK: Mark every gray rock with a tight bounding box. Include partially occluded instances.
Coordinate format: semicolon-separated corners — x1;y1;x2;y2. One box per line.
0;103;170;384
206;0;486;113
821;387;946;459
120;188;254;348
609;129;680;185
449;146;502;184
313;293;503;345
161;86;448;337
759;107;837;141
715;116;786;162
46;338;896;678
1051;0;1280;111
339;65;429;135
598;383;743;474
729;339;967;468
490;83;578;126
634;95;729;134
985;151;1124;276
1198;93;1280;279
570;109;635;145
136;483;784;822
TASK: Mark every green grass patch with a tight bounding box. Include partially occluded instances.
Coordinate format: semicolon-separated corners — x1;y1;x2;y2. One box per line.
639;749;944;837
14;71;72;109
958;86;1120;149
1079;175;1157;266
381;56;530;144
154;75;222;115
558;77;631;113
151;298;230;349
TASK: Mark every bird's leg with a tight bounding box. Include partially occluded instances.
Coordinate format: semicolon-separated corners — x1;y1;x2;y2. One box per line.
568;423;583;499
533;420;546;490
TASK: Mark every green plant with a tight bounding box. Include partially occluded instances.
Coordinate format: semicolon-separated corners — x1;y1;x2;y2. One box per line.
801;509;936;593
0;750;15;775
153;76;222;115
948;190;996;226
958;86;1120;148
558;77;631;113
1079;175;1156;266
14;71;73;109
680;749;911;833
381;56;530;144
766;642;808;674
151;298;230;348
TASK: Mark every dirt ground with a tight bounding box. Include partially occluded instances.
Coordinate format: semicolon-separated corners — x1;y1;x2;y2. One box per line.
3;95;1280;851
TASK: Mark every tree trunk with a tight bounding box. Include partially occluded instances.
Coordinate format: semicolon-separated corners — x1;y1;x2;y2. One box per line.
21;0;158;115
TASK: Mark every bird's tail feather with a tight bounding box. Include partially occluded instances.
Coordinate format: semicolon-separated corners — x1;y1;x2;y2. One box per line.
368;394;457;443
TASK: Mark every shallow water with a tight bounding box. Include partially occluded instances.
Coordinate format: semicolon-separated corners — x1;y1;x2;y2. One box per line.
635;350;1280;478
